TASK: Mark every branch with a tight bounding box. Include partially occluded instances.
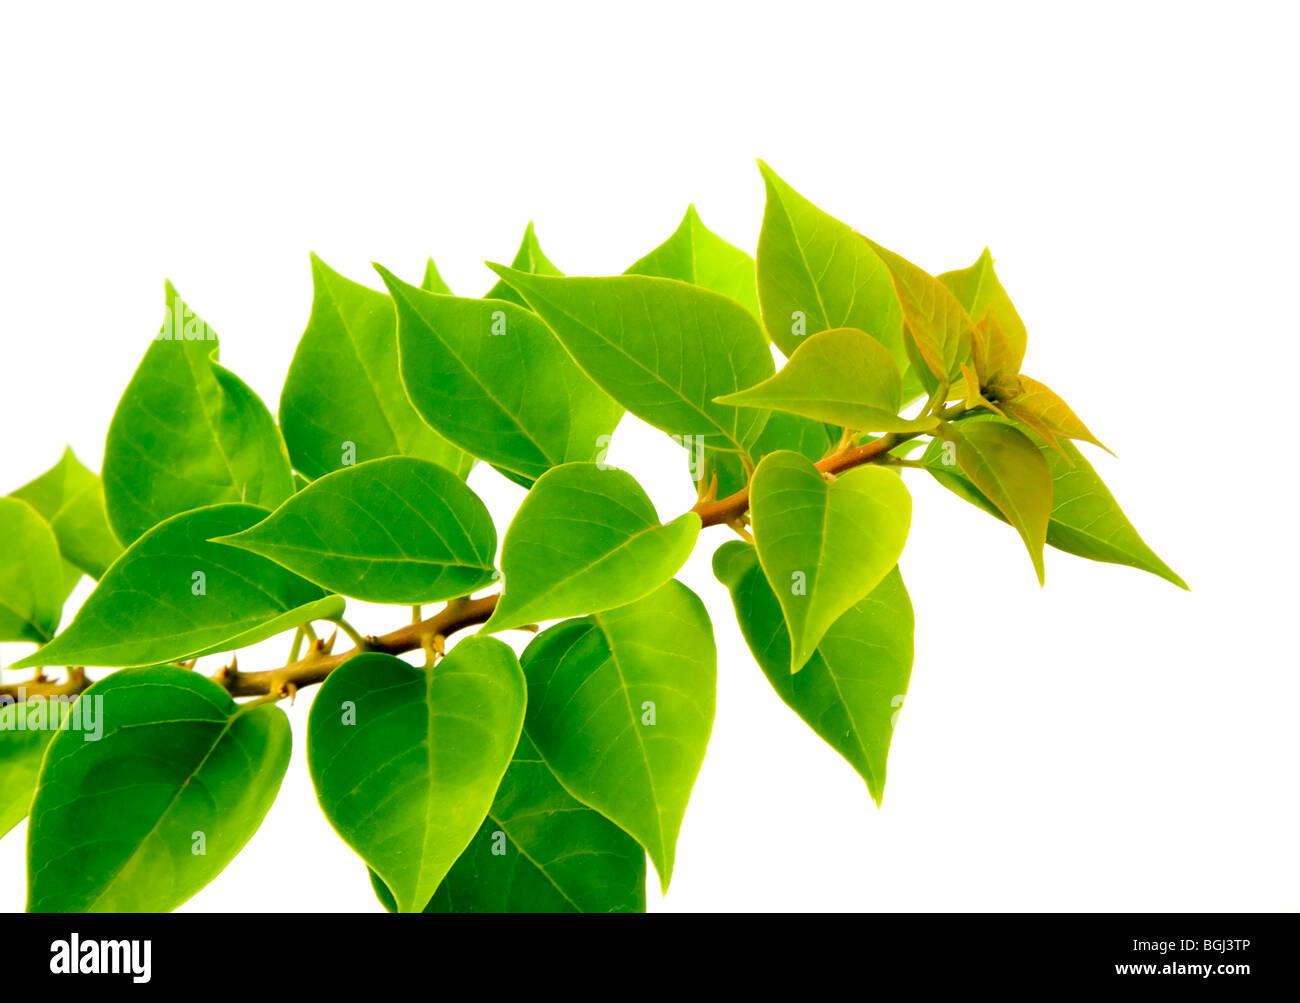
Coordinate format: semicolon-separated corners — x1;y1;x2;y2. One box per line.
0;666;87;701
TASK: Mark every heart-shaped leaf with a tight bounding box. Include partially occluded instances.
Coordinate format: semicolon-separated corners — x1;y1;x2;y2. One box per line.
939;248;1028;373
26;666;291;912
484;221;563;306
716;327;937;434
214;457;497;604
626;204;761;318
11;504;342;669
0;698;72;838
485;265;774;455
280;255;472;482
369;732;647;914
937;419;1053;583
921;415;1185;588
382;267;622;484
103;283;293;543
749;451;912;672
483;463;700;633
521;580;716;890
0;498;66;644
307;641;526;913
715;542;913;805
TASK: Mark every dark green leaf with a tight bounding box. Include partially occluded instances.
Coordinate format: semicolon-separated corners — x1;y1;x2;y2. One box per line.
214;457;496;604
26;666;291;912
749;451;912;672
103;283;294;543
11;504;343;669
485;265;774;455
715;542;912;805
307;642;526;913
0;698;72;838
382;267;623;483
484;463;699;632
521;581;715;891
625;204;760;318
280;255;472;482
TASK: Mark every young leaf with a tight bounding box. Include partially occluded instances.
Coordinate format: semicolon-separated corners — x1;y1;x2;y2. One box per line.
994;374;1111;454
214;457;497;605
754;163;910;388
864;239;973;388
939;248;1028;373
749;451;912;672
484;221;563;306
382;268;623;483
521;580;716;891
921;416;1185;588
484;266;774;455
626;204;760;318
280;255;472;482
48;479;122;580
694;411;835;500
7;447;103;589
0;498;66;644
376;734;647;913
307;642;526;914
714;542;913;806
0;698;72;838
103;283;294;543
483;463;700;633
11;504;343;669
716;327;938;433
936;420;1053;583
26;666;291;912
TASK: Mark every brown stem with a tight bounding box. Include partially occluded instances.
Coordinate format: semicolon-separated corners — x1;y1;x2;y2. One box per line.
0;666;87;701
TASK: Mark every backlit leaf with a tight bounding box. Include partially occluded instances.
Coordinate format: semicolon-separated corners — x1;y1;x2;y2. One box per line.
694;410;835;500
26;666;290;912
715;542;913;805
626;204;760;318
0;698;71;838
939;248;1028;372
383;267;622;483
994;374;1111;454
214;457;496;605
521;581;715;890
11;504;343;669
484;221;563;307
280;255;472;482
484;463;700;633
103;283;294;543
0;498;65;644
307;642;525;913
485;265;774;455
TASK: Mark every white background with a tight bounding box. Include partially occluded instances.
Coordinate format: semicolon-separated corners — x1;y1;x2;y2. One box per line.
1;1;1296;912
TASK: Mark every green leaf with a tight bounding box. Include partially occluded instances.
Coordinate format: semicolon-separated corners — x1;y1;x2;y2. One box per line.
7;447;105;588
714;542;913;806
716;327;938;434
936;419;1053;584
103;283;294;543
26;666;290;912
749;451;912;672
420;256;453;294
695;410;835;499
521;580;715;890
754;163;914;389
11;503;342;669
994;374;1111;455
213;457;497;604
939;248;1027;373
402;733;646;913
484;463;699;633
382;267;623;483
921;416;1185;588
484;221;563;307
0;498;65;644
864;239;973;389
49;479;122;580
280;255;472;483
484;265;774;455
0;698;72;838
307;642;526;913
625;204;760;318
